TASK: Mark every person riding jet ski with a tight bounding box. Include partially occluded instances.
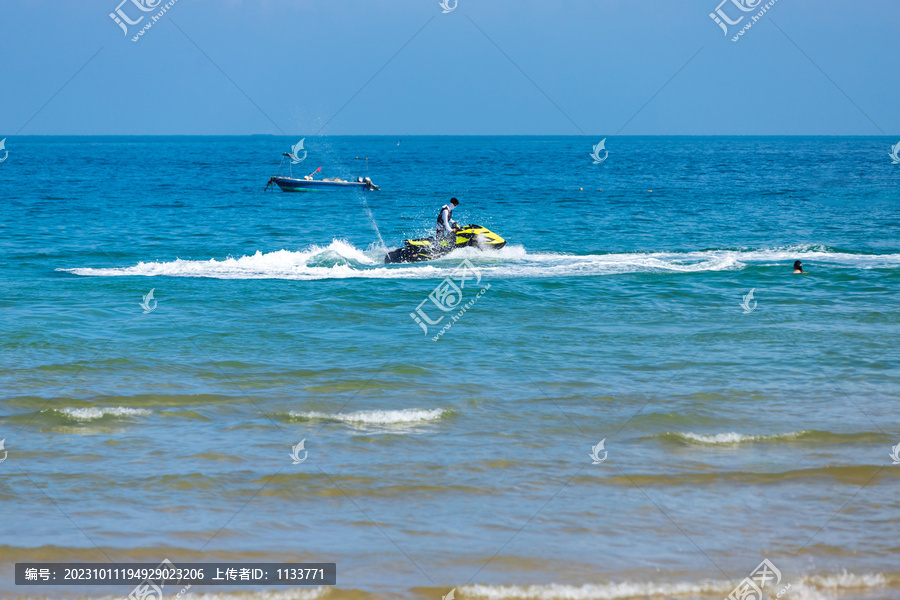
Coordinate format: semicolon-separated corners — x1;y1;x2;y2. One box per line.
437;198;460;239
384;197;505;263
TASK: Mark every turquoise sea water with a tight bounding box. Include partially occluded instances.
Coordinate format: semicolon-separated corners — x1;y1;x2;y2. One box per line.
1;136;899;600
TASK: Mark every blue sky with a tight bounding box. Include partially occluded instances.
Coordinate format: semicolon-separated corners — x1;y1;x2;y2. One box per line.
1;0;897;135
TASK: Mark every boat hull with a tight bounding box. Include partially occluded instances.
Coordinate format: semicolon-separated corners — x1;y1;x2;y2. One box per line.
271;177;377;192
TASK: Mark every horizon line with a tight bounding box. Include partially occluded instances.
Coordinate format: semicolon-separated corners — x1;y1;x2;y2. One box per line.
3;133;897;138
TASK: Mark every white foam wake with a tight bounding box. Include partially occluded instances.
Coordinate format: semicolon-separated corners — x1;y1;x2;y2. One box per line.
289;408;446;424
59;241;900;281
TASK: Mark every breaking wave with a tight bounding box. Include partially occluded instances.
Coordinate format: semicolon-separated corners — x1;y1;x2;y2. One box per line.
52;407;152;421
81;588;333;600
457;571;892;599
58;241;900;281
656;430;889;445
5;564;894;599
286;408;448;424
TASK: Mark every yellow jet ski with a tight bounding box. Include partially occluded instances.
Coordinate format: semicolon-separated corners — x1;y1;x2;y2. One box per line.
384;224;506;263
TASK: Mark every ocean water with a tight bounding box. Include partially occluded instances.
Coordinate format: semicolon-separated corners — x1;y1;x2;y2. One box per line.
1;136;899;600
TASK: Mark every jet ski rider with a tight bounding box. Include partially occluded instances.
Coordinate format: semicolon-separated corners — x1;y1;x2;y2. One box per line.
436;198;460;240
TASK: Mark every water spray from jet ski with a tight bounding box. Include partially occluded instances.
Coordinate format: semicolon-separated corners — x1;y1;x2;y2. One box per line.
384;224;506;263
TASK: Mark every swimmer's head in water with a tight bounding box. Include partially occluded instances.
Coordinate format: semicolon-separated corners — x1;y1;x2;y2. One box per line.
793;260;803;271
